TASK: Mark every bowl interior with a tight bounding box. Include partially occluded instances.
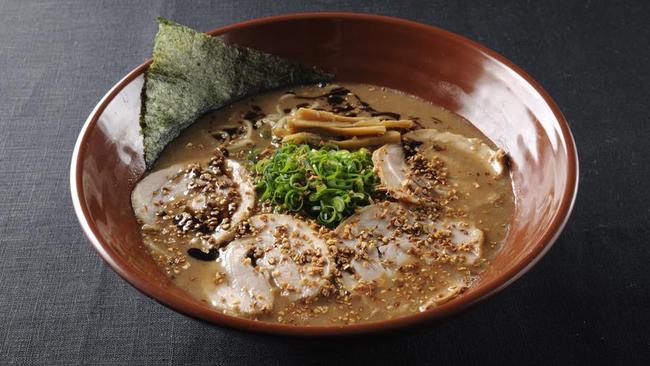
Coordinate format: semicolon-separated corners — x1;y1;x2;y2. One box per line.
72;14;577;334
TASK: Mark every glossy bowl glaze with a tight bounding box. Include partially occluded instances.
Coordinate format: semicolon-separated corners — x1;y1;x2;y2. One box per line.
70;13;578;335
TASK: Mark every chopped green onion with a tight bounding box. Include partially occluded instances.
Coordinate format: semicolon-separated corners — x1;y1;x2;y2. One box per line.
254;143;378;226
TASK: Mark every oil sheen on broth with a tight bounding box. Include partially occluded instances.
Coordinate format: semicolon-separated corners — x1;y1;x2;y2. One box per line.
132;83;515;325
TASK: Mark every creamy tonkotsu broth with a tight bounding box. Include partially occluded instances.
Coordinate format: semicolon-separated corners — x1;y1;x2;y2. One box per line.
131;83;515;325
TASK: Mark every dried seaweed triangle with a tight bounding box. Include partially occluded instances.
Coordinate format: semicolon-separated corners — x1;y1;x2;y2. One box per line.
140;17;332;168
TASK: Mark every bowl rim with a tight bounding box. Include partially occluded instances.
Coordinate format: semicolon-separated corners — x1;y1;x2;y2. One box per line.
70;12;579;336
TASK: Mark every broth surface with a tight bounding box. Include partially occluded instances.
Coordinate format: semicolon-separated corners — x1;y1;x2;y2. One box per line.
135;83;515;325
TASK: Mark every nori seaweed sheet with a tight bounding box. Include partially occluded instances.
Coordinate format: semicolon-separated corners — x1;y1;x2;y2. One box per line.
140;17;332;168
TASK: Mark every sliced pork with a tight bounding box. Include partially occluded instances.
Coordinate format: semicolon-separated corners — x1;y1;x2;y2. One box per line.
335;202;484;294
131;163;188;225
249;214;332;300
372;144;420;204
130;154;256;252
209;239;274;315
207;214;333;315
404;129;506;177
372;129;508;210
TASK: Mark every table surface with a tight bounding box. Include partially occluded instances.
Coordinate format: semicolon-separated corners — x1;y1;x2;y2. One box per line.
1;1;649;365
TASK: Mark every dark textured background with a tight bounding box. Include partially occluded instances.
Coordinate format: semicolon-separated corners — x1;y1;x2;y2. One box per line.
1;0;649;365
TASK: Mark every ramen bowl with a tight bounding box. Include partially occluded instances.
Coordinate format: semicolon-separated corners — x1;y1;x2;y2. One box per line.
70;13;578;335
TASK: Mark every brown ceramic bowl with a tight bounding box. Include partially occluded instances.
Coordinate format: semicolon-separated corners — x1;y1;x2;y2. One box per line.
70;13;578;335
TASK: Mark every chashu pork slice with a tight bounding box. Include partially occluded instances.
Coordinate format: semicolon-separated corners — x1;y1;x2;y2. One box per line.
373;129;507;207
372;144;421;204
335;202;484;294
209;238;274;315
404;129;508;211
372;143;449;204
404;129;507;177
130;158;256;248
207;214;333;315
249;214;332;301
131;163;189;225
335;202;416;291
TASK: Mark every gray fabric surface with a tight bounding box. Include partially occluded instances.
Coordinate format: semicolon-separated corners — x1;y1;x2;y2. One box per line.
1;0;648;365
